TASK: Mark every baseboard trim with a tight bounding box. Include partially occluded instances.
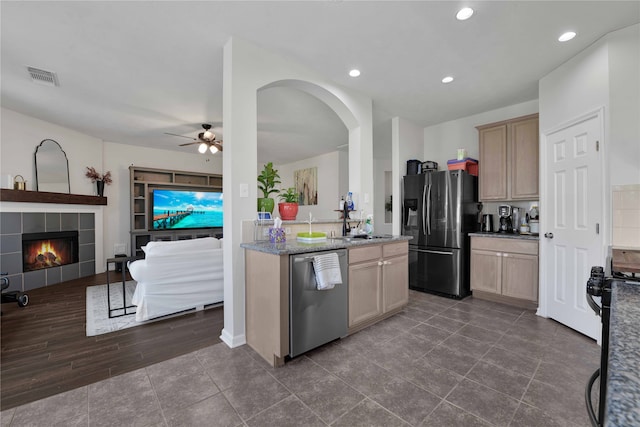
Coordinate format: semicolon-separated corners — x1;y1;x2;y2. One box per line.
472;290;538;310
220;329;246;348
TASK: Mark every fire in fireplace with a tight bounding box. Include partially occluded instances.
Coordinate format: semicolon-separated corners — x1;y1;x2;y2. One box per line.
22;231;79;272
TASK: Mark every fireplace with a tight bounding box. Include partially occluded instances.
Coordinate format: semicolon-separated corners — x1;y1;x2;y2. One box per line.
22;231;79;273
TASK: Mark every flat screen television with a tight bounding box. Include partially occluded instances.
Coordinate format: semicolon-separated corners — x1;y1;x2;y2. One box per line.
152;189;223;230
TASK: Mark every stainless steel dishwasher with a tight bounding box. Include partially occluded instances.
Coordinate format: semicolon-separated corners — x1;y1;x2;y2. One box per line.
289;249;348;358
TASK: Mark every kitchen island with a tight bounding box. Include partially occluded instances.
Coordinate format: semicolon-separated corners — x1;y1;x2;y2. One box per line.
241;235;411;367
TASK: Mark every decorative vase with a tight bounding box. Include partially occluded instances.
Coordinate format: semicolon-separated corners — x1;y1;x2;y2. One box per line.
278;202;299;220
257;197;274;214
96;180;105;197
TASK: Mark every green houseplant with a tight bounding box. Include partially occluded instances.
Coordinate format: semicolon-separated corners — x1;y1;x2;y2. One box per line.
278;187;299;220
257;162;281;214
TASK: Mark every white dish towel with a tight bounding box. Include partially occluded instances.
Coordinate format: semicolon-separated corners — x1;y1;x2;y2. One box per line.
313;253;343;290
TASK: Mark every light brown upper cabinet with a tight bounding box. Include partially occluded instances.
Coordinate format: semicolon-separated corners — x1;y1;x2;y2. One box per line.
477;114;539;201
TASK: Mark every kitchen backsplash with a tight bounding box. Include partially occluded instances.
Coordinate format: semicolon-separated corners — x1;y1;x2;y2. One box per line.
613;184;640;248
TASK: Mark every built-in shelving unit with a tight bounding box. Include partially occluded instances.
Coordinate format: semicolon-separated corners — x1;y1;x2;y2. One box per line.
129;166;222;257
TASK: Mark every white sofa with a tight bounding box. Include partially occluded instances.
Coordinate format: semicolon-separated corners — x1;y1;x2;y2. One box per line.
128;237;223;322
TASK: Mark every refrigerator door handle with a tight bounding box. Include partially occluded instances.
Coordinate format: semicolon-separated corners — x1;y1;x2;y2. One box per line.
412;248;453;256
422;184;427;235
426;183;432;235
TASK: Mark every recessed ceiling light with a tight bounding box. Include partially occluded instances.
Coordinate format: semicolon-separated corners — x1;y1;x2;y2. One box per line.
349;69;361;77
456;7;474;20
442;76;454;83
558;31;576;42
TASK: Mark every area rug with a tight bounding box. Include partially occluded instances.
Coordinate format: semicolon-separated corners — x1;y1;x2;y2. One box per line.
86;281;140;336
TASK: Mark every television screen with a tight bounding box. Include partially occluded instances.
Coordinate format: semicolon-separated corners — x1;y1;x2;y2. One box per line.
152;189;223;230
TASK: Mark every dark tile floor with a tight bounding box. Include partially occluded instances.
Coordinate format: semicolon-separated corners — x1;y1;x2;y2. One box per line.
0;290;601;426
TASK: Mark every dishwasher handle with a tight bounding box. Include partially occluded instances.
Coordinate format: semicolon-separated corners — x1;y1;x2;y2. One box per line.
292;251;347;263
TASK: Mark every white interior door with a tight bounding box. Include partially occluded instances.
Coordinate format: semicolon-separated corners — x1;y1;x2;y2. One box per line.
540;110;604;340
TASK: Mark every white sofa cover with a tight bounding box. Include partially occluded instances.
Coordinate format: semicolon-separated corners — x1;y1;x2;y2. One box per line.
128;237;223;322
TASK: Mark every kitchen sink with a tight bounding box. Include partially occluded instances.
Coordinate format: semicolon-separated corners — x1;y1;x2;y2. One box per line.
332;234;391;241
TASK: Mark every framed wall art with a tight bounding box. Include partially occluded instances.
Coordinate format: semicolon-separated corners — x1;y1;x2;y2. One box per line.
294;167;318;206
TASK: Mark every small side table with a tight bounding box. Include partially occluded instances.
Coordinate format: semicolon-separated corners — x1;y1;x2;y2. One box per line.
106;256;140;318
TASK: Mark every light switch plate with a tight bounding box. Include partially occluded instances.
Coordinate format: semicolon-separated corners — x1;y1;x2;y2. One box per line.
239;183;249;198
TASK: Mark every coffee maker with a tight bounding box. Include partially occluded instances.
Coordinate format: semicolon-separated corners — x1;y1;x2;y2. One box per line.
497;205;513;233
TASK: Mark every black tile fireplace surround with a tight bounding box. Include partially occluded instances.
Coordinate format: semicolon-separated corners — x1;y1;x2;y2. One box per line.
0;212;96;292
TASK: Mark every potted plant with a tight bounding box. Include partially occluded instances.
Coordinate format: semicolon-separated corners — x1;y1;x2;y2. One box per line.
85;166;112;197
257;162;281;214
278;187;300;220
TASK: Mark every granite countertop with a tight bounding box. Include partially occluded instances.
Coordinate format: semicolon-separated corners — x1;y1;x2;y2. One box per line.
241;235;412;255
468;231;539;241
607;280;640;426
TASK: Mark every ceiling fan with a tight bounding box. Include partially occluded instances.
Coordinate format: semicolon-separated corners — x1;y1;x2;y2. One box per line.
165;124;223;154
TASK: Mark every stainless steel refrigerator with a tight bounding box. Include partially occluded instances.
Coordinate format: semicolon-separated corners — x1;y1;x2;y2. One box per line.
402;170;478;298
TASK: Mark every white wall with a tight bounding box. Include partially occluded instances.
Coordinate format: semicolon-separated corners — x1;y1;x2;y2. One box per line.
373;119;393;234
1;108;103;195
607;24;640;186
275;150;346;220
423;99;539;168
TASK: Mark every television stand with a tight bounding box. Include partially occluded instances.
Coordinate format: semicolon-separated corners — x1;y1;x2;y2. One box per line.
129;166;223;258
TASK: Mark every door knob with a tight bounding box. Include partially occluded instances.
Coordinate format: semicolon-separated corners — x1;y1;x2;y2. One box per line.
544;232;554;239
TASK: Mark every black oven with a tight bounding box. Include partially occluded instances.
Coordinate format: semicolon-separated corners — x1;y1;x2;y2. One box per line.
585;266;611;427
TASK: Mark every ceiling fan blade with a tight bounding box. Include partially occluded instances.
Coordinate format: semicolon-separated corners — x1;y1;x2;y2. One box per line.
165;132;197;141
179;141;199;147
213;141;223;151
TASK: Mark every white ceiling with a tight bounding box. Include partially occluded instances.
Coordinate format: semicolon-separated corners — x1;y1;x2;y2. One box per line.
2;1;639;164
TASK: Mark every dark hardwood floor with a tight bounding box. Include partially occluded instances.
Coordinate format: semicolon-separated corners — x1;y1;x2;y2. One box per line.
0;273;224;411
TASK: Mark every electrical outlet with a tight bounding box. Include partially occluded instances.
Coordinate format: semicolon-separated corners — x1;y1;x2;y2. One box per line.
114;243;126;254
285;227;291;234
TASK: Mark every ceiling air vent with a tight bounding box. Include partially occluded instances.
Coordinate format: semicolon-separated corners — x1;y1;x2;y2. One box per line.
27;67;59;87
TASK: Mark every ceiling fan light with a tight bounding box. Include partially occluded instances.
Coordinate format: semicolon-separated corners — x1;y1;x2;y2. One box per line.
198;143;208;153
209;145;219;154
203;130;215;140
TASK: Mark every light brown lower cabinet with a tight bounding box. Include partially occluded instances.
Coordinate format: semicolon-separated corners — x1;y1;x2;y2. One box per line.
470;237;538;309
348;241;409;332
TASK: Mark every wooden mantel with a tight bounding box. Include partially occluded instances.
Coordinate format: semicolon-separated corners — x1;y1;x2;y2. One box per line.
0;189;107;205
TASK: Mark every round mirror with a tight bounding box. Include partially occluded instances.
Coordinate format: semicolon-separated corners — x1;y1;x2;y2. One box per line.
35;139;70;193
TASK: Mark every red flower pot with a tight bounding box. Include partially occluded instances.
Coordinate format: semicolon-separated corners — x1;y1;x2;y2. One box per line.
278;202;299;220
